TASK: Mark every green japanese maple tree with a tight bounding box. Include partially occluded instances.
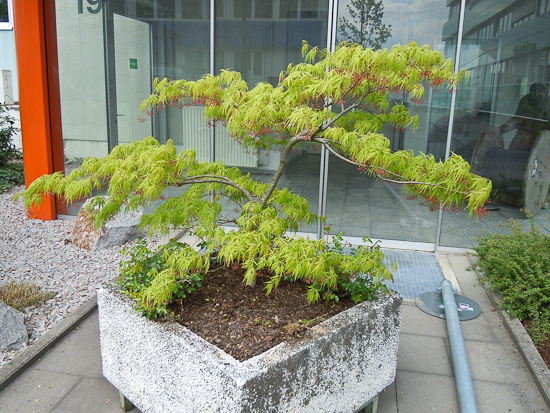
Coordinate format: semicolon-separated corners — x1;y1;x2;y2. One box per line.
19;42;491;315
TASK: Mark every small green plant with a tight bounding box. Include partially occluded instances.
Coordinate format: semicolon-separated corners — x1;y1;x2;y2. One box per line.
0;282;56;312
20;42;491;317
0;105;21;167
305;230;396;304
118;238;206;319
0;163;24;193
472;212;550;345
0;105;24;193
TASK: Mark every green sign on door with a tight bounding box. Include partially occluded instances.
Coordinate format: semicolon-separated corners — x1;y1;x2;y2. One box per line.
130;58;138;69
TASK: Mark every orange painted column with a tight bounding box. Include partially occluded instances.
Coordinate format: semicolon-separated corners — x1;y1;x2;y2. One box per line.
13;0;64;220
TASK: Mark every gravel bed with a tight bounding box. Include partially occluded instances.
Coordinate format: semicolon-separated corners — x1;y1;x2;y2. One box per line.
0;186;159;367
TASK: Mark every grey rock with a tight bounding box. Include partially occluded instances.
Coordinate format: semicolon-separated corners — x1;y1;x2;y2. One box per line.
72;197;144;250
0;300;28;352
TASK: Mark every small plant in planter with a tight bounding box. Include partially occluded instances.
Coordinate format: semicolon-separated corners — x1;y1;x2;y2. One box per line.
18;42;492;412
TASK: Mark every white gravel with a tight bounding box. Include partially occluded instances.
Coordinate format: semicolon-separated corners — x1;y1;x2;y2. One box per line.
0;185;159;367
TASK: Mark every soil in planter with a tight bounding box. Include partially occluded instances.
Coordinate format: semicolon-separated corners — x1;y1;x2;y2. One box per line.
522;321;550;370
537;339;550;369
166;265;359;361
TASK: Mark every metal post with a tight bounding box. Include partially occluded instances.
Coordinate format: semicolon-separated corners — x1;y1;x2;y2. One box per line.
441;280;478;413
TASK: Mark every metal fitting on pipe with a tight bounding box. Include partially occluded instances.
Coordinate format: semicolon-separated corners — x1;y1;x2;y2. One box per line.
441;279;478;413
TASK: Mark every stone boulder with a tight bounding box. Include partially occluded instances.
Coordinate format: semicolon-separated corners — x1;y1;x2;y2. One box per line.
72;197;144;251
0;300;28;352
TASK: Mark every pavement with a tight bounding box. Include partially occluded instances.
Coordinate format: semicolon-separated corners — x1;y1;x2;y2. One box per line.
0;253;549;413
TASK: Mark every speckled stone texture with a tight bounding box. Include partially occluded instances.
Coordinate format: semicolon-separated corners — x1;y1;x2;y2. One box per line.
72;197;143;250
98;286;402;413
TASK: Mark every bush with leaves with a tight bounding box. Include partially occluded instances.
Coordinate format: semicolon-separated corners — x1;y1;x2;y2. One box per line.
19;42;491;317
0;105;24;193
472;214;550;345
118;238;206;319
0;105;21;166
0;163;24;193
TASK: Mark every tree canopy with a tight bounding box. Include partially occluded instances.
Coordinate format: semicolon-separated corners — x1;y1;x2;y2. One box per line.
19;41;491;311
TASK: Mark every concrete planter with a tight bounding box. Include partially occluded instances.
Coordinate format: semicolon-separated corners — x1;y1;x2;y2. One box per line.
98;285;402;413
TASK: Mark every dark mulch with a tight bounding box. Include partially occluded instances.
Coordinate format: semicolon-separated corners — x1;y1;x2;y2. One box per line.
537;339;550;369
522;321;550;370
166;265;356;361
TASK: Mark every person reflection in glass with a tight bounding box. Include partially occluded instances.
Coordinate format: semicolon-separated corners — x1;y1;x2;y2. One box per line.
500;82;550;151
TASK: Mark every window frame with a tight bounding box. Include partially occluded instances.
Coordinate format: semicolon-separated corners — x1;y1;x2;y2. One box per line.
0;0;13;30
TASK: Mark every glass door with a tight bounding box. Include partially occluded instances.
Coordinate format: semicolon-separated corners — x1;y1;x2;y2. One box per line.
113;13;153;145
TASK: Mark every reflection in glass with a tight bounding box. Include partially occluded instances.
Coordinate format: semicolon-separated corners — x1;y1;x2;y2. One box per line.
54;0;211;215
56;0;109;168
330;0;455;243
0;0;9;23
338;0;391;49
440;0;550;248
214;0;329;229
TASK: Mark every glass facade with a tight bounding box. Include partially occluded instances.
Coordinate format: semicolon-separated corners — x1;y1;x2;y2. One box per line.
52;0;550;250
327;0;455;244
213;0;328;230
440;0;550;247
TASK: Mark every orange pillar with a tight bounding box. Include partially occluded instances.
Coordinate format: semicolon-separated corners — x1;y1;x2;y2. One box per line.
13;0;64;220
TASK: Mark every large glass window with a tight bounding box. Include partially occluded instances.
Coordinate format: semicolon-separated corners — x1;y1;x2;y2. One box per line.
55;0;210;213
0;0;12;30
56;0;110;167
51;0;550;249
54;0;327;224
214;0;329;229
56;0;212;167
440;0;550;248
329;0;458;244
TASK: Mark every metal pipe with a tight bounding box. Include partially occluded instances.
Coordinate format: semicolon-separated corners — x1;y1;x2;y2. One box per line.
441;280;478;413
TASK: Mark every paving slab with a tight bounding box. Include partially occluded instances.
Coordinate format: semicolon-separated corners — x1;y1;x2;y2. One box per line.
473;380;548;413
459;311;504;343
34;317;103;378
52;377;122;413
0;369;81;413
397;332;453;376
376;381;397;413
463;340;535;384
400;301;448;337
395;371;460;412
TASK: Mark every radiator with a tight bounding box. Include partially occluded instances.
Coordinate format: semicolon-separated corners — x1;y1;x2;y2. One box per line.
182;106;258;168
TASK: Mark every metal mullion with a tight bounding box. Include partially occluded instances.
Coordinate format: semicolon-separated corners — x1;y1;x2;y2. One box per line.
210;0;216;163
436;0;467;250
317;0;338;240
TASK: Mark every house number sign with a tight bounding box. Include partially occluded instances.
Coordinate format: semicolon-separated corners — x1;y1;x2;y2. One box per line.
78;0;102;14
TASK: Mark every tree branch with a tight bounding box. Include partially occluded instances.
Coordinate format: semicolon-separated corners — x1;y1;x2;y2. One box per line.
173;175;255;204
318;139;469;195
259;135;305;208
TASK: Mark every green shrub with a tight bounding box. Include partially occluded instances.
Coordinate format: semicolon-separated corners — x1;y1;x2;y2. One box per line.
473;215;550;345
0;162;24;193
117;238;206;319
0;105;21;167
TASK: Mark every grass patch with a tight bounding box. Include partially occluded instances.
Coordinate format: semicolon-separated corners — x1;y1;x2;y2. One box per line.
472;213;550;345
0;282;56;312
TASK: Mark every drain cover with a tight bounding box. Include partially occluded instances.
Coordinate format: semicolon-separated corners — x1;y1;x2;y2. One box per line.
415;290;481;321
